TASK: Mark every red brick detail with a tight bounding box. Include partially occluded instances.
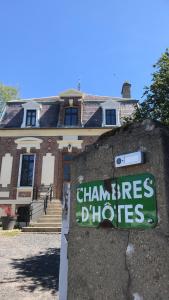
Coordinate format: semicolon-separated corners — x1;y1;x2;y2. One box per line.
18;191;32;197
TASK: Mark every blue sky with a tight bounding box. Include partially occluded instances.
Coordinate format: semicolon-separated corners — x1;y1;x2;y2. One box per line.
0;0;168;100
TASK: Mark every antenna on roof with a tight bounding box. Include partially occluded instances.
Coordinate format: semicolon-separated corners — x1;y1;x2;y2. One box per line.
77;79;81;91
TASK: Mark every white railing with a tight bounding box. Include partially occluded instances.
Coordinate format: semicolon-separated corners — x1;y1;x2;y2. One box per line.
59;182;70;300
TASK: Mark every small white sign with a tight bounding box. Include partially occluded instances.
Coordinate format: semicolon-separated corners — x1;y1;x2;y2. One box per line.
115;151;143;168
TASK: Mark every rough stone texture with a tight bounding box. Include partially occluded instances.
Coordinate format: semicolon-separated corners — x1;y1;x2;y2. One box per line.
68;120;169;300
0;233;60;300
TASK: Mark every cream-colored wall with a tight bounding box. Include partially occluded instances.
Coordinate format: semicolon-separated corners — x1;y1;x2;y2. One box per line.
0;153;13;187
41;153;55;186
0;128;111;137
0;191;9;197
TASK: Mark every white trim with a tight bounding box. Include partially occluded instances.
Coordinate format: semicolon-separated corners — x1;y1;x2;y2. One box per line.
59;183;70;300
100;100;121;127
18;153;36;188
41;153;55;185
103;109;120;127
16;187;33;202
15;137;42;152
58;140;83;151
0;153;13;187
8;95;59;102
21;101;41;128
0;199;32;204
0;191;10;197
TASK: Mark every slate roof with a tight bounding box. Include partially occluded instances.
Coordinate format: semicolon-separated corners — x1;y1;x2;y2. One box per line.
0;89;138;129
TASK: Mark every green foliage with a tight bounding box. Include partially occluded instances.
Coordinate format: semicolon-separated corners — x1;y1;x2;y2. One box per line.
0;83;20;102
128;49;169;125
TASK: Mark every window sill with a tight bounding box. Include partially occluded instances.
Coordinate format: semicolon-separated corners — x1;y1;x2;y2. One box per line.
17;186;33;189
102;124;121;127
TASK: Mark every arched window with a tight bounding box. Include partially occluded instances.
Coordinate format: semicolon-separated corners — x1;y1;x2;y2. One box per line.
64;107;78;126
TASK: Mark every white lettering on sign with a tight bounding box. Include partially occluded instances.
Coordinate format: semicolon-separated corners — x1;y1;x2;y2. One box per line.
82;207;89;222
125;205;134;223
92;206;101;223
135;204;144;223
84;187;92;202
144;179;154;197
102;205;114;221
76;174;156;228
77;177;154;203
122;182;132;199
100;186;111;201
80;203;145;224
92;186;99;201
133;180;142;199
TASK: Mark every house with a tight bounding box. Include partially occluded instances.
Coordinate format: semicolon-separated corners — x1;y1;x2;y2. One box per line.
0;82;138;224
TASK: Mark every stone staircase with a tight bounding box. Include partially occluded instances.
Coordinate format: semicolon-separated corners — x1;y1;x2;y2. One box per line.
22;199;62;233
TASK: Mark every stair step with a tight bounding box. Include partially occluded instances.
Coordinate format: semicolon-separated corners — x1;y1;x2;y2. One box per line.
43;212;62;215
38;219;62;223
22;227;61;233
46;211;62;214
38;217;61;222
47;204;62;207
31;223;61;227
47;207;62;210
22;198;63;233
42;214;61;217
43;214;61;217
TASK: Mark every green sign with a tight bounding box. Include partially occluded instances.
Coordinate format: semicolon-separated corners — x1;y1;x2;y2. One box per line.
76;173;157;229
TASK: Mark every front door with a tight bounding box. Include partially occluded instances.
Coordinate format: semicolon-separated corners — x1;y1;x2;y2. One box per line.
62;153;74;184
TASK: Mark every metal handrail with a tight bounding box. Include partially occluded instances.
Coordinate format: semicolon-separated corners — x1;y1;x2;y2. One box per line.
30;185;53;219
44;185;53;215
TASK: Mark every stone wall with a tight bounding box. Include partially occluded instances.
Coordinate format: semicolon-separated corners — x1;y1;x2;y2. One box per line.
68;120;169;300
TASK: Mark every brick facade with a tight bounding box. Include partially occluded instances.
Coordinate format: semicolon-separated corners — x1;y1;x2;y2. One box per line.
0;87;138;218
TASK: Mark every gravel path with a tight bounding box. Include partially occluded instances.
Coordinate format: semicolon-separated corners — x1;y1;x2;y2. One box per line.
0;233;61;300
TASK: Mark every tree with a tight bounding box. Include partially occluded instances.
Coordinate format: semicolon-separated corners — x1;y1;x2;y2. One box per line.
129;49;169;125
0;83;20;102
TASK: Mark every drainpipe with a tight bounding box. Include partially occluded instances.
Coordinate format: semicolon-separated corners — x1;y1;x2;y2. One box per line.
59;183;70;300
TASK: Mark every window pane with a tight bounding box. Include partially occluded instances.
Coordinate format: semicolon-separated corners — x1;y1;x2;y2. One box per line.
106;109;116;125
63;164;71;181
64;107;78;126
20;155;35;186
63;154;73;161
26;110;36;126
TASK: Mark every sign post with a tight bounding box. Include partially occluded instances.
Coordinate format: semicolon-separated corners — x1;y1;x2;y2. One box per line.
76;173;157;229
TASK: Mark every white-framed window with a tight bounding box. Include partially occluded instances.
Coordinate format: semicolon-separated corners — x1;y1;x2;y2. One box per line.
18;154;36;187
21;101;41;128
101;100;120;127
26;110;36;127
105;109;117;125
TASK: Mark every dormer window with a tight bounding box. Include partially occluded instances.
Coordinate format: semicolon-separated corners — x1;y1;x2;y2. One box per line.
105;109;116;125
100;99;120;127
64;107;78;126
26;110;36;127
21;100;41;128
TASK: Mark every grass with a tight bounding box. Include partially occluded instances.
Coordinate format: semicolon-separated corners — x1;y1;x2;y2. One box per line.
0;229;21;237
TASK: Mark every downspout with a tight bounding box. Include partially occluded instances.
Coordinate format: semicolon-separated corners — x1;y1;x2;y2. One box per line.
81;94;84;127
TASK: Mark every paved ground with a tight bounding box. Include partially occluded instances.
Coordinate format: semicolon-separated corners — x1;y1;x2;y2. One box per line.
0;233;61;300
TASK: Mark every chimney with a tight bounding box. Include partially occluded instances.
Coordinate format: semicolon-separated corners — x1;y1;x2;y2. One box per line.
121;81;131;98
